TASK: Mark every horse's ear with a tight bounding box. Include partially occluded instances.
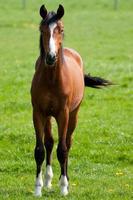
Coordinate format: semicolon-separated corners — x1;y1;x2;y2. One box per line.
40;5;47;19
56;4;64;20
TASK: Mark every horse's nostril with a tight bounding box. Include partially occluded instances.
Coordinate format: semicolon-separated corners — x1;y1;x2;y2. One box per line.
46;53;56;65
48;53;55;60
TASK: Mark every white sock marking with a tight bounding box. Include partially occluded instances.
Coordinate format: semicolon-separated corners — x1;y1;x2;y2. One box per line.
44;165;53;189
34;171;43;197
35;186;42;197
60;175;69;196
49;23;57;55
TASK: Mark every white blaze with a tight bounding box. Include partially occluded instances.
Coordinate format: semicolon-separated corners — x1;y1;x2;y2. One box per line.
49;23;57;54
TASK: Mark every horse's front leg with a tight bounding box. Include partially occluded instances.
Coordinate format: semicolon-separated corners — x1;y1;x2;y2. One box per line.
56;108;69;196
44;117;54;189
33;109;45;197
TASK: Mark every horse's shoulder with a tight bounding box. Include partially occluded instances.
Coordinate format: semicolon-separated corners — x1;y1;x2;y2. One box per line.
63;47;83;68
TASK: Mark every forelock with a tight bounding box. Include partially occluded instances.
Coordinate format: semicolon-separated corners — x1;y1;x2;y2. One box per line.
41;11;57;26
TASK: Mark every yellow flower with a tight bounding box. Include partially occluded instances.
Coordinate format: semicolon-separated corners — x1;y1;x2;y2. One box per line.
125;184;129;188
116;171;124;176
108;189;114;192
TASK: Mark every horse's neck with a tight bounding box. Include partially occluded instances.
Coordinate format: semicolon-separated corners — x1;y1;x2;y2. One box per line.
42;47;63;85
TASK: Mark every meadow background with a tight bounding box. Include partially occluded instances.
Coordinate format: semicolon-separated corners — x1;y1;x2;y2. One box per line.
0;0;133;199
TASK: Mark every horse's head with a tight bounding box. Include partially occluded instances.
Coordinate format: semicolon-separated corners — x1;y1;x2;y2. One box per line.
39;5;64;66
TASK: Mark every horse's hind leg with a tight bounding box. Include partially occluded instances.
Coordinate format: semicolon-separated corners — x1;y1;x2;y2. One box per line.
59;106;79;195
44;117;54;189
56;108;69;196
33;109;45;197
66;107;79;179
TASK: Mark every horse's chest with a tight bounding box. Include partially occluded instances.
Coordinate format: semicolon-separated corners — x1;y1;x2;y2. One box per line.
41;93;60;115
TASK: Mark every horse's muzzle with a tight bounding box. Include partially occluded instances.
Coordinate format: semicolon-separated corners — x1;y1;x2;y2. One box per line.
46;53;56;66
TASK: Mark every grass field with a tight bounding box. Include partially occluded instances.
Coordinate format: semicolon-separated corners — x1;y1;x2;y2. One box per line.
0;0;133;199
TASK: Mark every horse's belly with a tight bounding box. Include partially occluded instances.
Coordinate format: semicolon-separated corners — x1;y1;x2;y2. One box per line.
70;70;84;112
70;93;83;112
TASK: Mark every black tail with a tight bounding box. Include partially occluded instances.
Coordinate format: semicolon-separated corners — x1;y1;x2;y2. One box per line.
84;74;112;89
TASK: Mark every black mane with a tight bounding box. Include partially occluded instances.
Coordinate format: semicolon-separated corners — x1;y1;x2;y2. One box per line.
40;35;45;58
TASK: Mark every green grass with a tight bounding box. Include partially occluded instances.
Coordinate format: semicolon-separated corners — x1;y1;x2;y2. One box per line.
0;0;133;199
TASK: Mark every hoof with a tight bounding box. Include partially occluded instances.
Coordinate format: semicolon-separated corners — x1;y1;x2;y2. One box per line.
34;186;42;197
44;165;53;189
60;186;68;196
35;171;43;197
60;175;69;196
44;180;52;189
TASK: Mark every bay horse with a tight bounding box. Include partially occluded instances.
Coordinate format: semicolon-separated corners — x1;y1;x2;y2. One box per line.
31;4;111;197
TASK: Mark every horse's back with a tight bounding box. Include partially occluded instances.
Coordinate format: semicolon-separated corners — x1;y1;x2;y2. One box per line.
64;48;83;70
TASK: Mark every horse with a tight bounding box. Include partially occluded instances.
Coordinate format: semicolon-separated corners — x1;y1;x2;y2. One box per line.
31;4;111;197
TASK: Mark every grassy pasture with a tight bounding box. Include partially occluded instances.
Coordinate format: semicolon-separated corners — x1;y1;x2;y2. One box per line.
0;0;133;199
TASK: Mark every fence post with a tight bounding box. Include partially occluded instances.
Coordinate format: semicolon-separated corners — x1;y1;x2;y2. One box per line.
22;0;26;9
114;0;118;10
